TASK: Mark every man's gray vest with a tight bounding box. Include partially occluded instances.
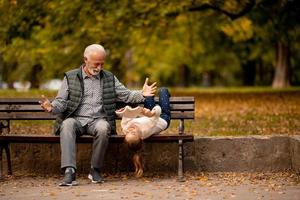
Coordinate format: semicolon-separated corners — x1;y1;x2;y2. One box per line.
53;67;117;135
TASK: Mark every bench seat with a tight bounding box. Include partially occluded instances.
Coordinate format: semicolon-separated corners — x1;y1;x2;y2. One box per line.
0;134;194;143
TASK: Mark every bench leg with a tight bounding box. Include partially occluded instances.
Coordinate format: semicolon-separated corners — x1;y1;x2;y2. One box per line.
178;139;185;182
114;144;120;173
4;144;12;175
0;144;3;179
0;143;12;178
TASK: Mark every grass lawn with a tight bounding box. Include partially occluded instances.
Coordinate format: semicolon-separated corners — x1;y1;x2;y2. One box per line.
1;87;299;136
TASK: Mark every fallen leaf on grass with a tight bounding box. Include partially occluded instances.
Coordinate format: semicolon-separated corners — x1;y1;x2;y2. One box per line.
91;189;109;192
49;192;56;196
133;191;145;196
199;176;208;182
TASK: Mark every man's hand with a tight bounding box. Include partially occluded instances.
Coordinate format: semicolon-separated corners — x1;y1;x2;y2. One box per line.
142;78;157;97
39;95;53;112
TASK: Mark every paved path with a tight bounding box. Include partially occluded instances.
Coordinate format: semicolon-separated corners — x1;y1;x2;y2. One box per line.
1;172;299;200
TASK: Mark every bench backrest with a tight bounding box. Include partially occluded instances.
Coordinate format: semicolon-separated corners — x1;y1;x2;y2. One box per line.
0;97;194;119
0;97;194;134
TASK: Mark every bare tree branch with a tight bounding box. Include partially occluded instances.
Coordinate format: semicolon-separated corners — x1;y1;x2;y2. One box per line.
188;0;256;20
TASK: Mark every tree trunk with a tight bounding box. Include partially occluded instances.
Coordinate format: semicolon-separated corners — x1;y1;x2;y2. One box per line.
242;60;256;86
177;64;190;87
124;49;137;88
272;41;290;88
0;54;3;83
30;64;43;88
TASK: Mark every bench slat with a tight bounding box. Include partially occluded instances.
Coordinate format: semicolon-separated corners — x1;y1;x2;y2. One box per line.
0;134;194;143
0;103;194;112
0;105;43;112
0;113;55;120
0;111;194;120
0;97;194;104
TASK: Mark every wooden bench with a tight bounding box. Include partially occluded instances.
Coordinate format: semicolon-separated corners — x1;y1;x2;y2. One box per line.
0;97;194;181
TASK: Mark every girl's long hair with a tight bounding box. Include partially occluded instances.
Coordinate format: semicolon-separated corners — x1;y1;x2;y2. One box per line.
125;133;143;177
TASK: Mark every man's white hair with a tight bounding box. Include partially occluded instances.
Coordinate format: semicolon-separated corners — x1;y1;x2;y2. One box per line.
84;44;106;58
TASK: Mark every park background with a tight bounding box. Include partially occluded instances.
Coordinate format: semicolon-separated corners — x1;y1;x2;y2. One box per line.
1;3;300;199
0;0;299;137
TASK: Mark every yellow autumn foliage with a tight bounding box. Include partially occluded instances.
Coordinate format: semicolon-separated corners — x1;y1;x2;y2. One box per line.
221;17;254;42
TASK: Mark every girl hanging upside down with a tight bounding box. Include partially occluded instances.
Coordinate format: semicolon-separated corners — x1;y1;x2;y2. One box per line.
115;88;170;177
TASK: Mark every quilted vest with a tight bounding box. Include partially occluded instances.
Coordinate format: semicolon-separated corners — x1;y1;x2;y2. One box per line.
53;67;117;135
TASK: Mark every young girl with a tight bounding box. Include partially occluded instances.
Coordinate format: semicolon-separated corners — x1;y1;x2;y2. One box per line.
115;88;170;177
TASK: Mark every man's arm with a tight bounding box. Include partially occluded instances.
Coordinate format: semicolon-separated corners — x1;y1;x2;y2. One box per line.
115;77;156;103
39;77;68;114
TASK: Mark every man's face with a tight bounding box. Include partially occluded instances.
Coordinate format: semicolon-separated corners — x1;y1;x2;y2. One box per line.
84;51;105;76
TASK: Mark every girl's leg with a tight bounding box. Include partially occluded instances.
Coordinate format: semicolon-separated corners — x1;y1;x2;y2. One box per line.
158;87;171;127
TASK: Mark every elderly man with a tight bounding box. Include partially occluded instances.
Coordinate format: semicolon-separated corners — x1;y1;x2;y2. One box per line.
39;44;156;186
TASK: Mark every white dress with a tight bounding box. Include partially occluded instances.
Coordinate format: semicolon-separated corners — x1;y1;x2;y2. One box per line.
115;105;168;139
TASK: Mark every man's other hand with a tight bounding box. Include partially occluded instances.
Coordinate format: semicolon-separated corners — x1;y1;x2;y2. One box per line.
39;95;53;112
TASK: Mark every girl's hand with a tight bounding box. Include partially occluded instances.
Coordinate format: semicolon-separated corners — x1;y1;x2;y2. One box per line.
142;108;155;117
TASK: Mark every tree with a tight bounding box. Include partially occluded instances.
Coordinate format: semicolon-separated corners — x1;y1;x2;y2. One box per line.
186;0;300;87
0;0;299;88
251;0;300;88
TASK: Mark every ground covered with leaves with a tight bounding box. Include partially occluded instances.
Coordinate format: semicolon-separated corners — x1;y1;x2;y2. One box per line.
1;172;299;200
1;88;300;136
170;89;300;136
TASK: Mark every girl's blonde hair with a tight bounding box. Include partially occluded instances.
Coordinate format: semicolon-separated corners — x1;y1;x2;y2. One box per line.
125;131;143;177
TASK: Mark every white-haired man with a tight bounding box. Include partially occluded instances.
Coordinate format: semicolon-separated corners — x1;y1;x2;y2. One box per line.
39;44;156;186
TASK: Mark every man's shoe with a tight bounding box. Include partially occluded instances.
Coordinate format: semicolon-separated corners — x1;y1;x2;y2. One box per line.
88;168;104;184
59;168;77;186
